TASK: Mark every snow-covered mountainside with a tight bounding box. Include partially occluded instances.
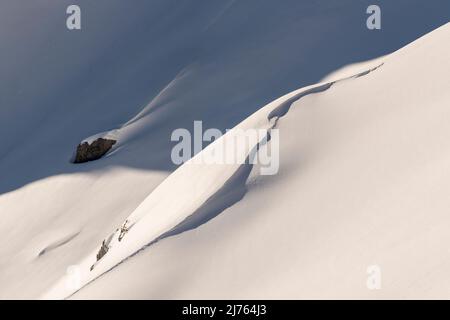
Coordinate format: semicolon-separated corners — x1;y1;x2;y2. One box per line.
0;1;449;299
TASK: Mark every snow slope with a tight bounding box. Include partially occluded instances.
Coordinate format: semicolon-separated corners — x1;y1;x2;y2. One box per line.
43;61;383;299
50;22;450;299
72;23;450;299
0;1;449;299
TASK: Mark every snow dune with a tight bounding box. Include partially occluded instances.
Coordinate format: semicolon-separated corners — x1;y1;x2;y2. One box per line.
0;0;449;299
47;22;450;299
73;23;450;299
43;61;384;299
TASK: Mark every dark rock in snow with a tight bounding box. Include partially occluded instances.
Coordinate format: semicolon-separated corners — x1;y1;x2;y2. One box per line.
73;138;116;163
96;240;109;261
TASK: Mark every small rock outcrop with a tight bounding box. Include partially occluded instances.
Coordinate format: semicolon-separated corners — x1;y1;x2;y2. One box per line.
73;138;116;163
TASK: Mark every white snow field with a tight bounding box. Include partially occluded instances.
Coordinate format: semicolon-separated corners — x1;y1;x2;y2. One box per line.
0;1;449;299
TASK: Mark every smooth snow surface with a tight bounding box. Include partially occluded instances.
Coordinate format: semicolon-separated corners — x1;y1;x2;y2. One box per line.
0;1;449;299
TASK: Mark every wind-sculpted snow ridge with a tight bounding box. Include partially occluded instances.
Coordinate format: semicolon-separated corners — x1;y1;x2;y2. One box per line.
1;0;449;300
70;23;450;300
41;62;383;300
77;63;383;163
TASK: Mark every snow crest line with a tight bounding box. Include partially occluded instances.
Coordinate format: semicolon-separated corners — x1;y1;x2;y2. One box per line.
44;63;383;300
269;63;384;124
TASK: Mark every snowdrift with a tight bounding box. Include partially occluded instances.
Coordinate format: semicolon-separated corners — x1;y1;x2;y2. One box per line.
0;0;449;299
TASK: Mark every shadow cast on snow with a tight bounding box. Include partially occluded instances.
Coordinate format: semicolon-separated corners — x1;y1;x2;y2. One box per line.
1;0;449;197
